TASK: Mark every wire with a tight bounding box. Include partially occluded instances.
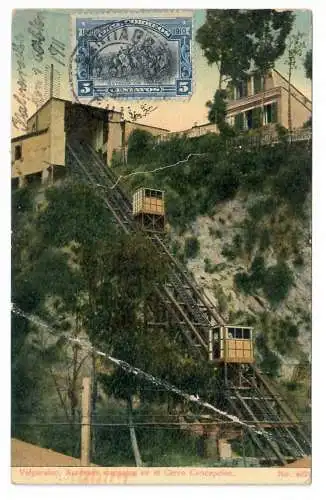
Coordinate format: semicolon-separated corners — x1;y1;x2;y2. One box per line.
109;153;207;190
11;304;273;440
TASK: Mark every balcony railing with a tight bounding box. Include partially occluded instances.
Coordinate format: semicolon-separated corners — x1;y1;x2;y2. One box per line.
226;86;282;111
226;127;312;148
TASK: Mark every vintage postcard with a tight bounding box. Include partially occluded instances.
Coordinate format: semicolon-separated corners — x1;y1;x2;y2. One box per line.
11;6;312;486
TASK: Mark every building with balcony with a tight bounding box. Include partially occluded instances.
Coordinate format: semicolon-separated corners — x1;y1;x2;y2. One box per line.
225;69;311;131
180;69;311;140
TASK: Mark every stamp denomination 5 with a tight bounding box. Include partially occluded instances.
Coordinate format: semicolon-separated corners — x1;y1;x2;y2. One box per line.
72;16;193;100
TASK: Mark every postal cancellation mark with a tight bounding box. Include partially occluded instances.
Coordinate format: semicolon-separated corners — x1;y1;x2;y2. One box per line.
74;17;193;100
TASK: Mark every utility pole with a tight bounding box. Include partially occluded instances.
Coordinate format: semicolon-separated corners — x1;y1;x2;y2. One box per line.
81;376;91;466
50;63;54;99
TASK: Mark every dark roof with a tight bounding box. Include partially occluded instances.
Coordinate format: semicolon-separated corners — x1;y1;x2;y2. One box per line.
273;69;311;103
125;120;170;132
26;96;121;125
11;128;49;143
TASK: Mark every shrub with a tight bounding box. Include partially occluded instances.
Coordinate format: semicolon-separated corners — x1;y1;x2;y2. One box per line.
233;234;243;254
213;284;228;315
127;129;154;164
273;158;311;211
221;234;243;261
250;255;266;289
259;228;271;251
221;244;237;261
248;198;277;221
243;218;259;257
293;254;304;267
255;334;281;378
12;186;34;225
234;272;252;295
204;258;220;274
184;236;200;259
211;164;240;201
208;227;222;239
263;261;294;306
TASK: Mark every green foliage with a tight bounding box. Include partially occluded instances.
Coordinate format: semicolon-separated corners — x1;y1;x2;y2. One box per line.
12;185;34;225
206;90;236;137
270;318;299;355
250;256;266;287
204;258;220;274
255;334;281;377
259;228;271;251
273;156;311;213
117;130;311;231
222;233;243;261
184;236;200;259
304;49;312;80
285;32;307;74
221;244;237;261
248;198;277;221
235;256;293;307
196;10;293;85
208;227;222;239
293;254;304;267
38;181;114;248
127;129;154;164
262;261;294;306
303;116;312;129
276;123;288;138
212;283;228;315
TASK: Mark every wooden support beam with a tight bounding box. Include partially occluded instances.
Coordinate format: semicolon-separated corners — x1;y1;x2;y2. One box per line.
233;387;287;465
81;377;91;466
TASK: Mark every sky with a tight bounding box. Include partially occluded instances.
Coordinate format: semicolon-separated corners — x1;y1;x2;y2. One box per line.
11;8;312;135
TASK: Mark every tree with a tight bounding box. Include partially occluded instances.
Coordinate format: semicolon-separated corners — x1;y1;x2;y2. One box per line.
285;32;307;132
205;89;236;137
13;180;215;465
127;129;154;164
304;49;312;80
248;10;294;111
196;10;294;129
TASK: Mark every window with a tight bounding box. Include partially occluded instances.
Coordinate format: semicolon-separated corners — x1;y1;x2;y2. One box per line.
243;329;251;339
235;113;244;131
14;145;22;161
245;110;253;130
228;327;235;338
235;328;243;339
236;80;248;99
226;326;252;340
144;189;163;199
253;74;263;94
252;107;262;129
264;104;272;124
263;103;278;125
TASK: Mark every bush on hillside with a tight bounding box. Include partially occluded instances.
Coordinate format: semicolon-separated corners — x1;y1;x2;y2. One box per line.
262;261;294;306
184;236;200;259
127;129;154;164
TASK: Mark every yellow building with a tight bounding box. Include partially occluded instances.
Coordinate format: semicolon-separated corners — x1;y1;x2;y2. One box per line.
11;97;169;187
225;69;311;131
179;69;311;140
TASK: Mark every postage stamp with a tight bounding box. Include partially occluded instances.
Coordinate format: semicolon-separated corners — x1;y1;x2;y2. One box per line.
73;16;193;100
